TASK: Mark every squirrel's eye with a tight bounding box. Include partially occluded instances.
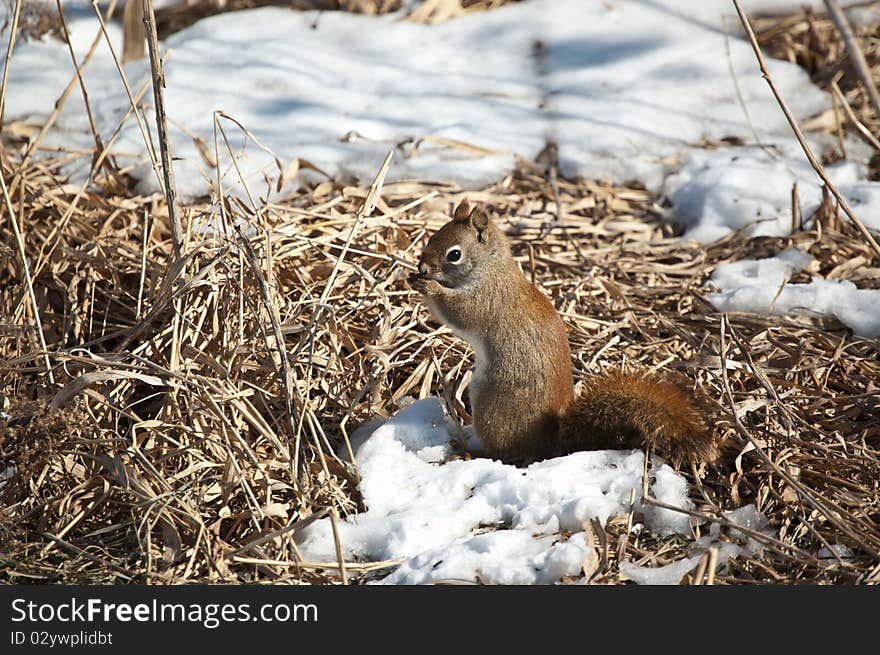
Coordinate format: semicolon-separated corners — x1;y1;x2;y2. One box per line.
446;247;462;264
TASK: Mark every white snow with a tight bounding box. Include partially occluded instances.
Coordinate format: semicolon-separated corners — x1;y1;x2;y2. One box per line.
8;0;880;241
666;148;880;241
378;531;592;585
643;463;693;537
619;504;770;585
706;249;880;337
619;552;705;586
667;147;880;241
297;397;698;584
298;399;772;584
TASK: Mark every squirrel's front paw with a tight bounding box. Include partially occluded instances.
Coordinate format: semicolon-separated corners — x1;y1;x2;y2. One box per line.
408;273;442;296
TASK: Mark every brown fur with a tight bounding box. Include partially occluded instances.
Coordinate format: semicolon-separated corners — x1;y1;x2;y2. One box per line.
410;200;717;466
560;370;716;467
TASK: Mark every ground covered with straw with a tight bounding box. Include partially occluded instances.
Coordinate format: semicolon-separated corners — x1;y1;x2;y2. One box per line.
1;2;879;585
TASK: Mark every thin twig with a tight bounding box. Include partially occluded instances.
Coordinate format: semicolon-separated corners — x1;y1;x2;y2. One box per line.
138;208;150;318
224;509;329;560
235;225;300;470
87;1;161;185
722;13;778;158
319;150;394;306
142;0;184;264
0;0;21;129
329;507;349;585
791;182;801;233
705;547;718;585
691;550;709;585
292;151;394;482
55;0;107;162
33;78;153;280
830;84;847;158
831;80;880;152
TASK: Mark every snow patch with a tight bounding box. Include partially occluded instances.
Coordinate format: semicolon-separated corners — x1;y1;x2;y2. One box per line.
666;148;880;241
620;504;771;585
296;397;696;584
706;250;880;337
377;531;591;585
5;0;866;229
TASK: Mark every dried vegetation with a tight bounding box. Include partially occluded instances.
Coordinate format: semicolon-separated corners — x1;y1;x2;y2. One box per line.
0;1;878;584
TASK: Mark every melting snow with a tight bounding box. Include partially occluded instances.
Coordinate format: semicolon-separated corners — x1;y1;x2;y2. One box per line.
7;0;880;239
298;398;700;584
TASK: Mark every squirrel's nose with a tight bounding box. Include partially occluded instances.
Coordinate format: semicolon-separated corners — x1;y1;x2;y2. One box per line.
418;261;428;275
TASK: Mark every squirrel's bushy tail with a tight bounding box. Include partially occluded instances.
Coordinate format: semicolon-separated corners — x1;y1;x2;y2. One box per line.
560;370;718;466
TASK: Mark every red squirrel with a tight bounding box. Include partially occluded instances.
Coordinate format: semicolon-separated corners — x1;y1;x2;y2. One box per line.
408;200;718;466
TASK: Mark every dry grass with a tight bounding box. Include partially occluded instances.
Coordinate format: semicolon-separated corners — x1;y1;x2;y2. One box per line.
0;2;879;585
2;143;878;584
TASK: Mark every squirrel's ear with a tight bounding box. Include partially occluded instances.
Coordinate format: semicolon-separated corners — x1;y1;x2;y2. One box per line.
469;207;490;242
453;199;471;223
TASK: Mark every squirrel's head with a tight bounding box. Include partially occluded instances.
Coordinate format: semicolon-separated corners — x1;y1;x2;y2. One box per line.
411;200;504;291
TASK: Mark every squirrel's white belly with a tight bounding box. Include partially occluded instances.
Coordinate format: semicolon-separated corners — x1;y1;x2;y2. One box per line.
454;328;489;387
422;297;489;384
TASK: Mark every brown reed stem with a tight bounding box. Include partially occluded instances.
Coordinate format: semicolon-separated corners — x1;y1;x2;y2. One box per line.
142;0;184;265
823;0;880;120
